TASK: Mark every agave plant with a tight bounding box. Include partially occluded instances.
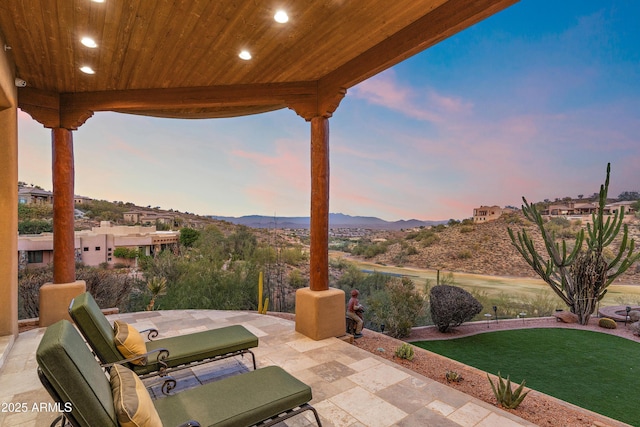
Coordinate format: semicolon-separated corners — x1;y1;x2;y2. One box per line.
487;372;529;409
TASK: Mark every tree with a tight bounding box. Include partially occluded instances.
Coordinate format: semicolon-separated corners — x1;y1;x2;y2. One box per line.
617;191;639;201
113;247;138;259
508;164;640;324
179;227;200;247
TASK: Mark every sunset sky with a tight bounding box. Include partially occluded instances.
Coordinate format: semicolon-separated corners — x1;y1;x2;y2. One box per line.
17;0;640;222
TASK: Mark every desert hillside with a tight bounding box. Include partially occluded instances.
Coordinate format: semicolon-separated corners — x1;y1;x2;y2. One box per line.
357;214;640;285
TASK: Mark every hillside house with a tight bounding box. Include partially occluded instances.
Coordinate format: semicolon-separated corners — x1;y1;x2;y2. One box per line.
542;201;636;220
18;221;179;269
124;210;176;226
18;187;53;205
473;205;514;222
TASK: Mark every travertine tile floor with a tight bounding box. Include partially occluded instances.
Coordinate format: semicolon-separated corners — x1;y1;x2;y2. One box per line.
0;310;536;426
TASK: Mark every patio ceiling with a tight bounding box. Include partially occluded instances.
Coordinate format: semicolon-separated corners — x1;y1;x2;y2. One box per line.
0;0;517;127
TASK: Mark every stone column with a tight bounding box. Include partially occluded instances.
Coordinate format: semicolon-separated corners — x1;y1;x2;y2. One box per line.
39;128;85;327
295;116;345;340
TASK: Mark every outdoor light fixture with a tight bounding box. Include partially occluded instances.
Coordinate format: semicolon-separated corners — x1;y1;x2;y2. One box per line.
626;306;631;326
519;312;526;325
80;66;95;74
81;37;97;48
485;313;492;328
274;10;289;23
493;305;498;324
239;50;252;60
380;324;385;333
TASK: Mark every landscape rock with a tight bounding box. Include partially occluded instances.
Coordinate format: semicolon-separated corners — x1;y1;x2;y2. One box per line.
553;311;579;323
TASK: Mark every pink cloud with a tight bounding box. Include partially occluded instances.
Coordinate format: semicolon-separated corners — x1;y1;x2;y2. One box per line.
231;138;310;196
351;70;473;123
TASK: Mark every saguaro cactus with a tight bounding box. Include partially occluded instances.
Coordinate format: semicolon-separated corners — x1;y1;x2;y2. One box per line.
508;164;640;324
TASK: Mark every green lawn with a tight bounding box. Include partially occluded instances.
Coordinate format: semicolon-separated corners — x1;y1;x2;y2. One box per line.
414;329;640;425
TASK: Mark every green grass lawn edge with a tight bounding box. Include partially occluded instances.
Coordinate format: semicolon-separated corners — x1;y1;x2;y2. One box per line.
413;329;639;425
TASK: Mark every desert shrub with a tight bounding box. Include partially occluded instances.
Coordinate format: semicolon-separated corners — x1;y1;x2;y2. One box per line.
460;226;475;233
288;269;307;289
18;265;138;319
394;343;414;360
351;241;388;258
280;247;308;266
18;218;54;234
421;233;440;247
598;317;617;329
544;216;579;239
445;370;462;383
501;212;526;225
406;245;419;255
454;250;472;260
368;277;425;338
430;285;483;332
113;247;138;259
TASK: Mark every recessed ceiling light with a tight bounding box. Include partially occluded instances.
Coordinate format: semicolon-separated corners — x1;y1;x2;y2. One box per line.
91;0;105;3
80;66;95;74
81;37;97;48
239;50;252;60
274;10;289;23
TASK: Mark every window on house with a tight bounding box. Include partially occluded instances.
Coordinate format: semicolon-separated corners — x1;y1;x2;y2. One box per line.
95;246;101;251
83;247;89;252
27;251;43;263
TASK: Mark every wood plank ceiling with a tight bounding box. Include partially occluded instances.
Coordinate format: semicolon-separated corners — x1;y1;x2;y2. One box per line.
0;0;517;127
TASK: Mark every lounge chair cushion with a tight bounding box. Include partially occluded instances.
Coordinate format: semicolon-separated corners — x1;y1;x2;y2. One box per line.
114;320;147;366
110;365;162;427
69;292;124;364
36;320;119;427
133;325;258;376
153;365;312;427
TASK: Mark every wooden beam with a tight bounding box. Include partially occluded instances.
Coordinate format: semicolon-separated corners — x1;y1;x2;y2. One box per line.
319;0;519;93
61;82;318;113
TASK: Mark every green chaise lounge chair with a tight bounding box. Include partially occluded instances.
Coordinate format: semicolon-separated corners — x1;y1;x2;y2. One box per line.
37;320;322;427
69;292;258;385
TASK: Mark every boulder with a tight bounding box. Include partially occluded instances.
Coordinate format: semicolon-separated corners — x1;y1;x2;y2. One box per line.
553;310;579;323
628;310;640;323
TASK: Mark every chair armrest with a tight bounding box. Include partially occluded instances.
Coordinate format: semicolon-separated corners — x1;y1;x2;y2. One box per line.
139;328;159;341
102;347;170;368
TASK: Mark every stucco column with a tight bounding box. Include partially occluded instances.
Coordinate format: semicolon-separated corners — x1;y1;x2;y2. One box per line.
0;79;18;339
39;128;85;326
295;116;345;340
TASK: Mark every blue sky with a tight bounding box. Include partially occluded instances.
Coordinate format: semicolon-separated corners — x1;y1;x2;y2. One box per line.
18;0;640;221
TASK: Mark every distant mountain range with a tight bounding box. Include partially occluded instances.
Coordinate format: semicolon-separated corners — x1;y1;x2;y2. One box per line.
209;213;446;230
